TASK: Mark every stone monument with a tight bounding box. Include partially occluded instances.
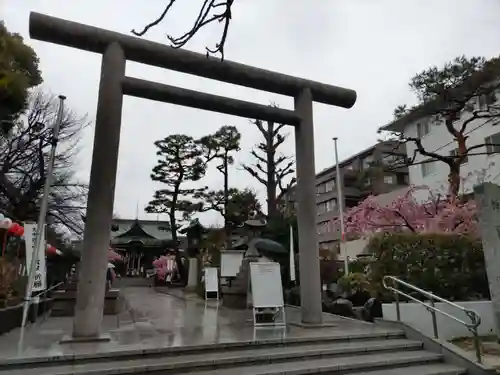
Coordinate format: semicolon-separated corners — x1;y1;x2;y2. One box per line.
221;218;267;309
474;182;500;340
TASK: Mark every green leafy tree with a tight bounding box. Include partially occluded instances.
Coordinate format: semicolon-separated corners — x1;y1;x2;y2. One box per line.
131;0;234;59
0;21;42;133
201;188;261;229
384;55;500;197
242;117;296;219
197;125;241;246
146;134;207;246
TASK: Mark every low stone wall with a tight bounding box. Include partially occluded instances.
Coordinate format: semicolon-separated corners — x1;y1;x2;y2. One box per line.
382;300;495;340
51;288;124;317
0;298;52;335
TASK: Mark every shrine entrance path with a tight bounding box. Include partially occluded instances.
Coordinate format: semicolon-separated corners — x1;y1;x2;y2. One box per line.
0;287;396;362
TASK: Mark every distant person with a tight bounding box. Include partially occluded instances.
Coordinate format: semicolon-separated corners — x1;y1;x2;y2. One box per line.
106;267;113;289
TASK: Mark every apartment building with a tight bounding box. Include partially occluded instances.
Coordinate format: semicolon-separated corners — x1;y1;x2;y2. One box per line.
283;141;409;251
379;93;500;201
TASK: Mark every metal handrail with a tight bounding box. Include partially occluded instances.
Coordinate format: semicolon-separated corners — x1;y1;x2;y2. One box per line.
383;275;482;363
0;281;64;312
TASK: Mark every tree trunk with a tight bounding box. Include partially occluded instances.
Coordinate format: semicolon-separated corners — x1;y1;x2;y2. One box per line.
266;123;277;219
447;163;461;198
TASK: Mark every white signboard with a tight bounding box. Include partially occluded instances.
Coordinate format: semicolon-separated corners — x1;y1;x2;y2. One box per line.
204;267;219;296
220;250;245;277
24;223;47;292
250;262;284;308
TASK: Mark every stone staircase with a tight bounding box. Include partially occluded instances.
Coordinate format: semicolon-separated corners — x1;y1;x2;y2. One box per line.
0;329;470;374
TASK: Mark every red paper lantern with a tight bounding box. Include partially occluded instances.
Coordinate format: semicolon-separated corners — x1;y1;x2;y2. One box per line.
7;223;17;233
15;226;24;237
8;223;22;236
46;245;57;255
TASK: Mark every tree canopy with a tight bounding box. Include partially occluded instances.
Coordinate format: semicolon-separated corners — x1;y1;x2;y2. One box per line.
197;125;241;244
0;21;42;133
201;187;261;228
386;55;500;197
337;185;477;238
146;134;207;245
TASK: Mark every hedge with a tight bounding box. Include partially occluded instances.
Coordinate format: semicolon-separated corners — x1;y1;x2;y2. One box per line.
367;232;489;302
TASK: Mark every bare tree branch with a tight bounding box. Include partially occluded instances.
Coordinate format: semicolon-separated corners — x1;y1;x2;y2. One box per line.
131;0;234;60
241;110;295;218
0;89;89;236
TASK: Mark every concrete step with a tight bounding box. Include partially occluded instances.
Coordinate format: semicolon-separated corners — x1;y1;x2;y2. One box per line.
350;364;467;374
0;329;406;370
0;343;443;375
191;363;467;375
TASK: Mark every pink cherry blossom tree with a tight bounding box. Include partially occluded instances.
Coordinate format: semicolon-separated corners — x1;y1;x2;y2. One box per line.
335;185;477;238
152;255;178;281
108;249;123;262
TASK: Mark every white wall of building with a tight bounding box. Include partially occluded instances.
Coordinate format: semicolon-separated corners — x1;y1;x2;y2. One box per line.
338;238;368;261
382;301;496;340
403;108;500;201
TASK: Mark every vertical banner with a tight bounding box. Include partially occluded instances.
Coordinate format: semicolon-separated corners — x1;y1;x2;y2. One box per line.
24;222;47;292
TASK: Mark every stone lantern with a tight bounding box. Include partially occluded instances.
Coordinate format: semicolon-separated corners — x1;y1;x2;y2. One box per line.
180;218;208;291
180;218;208;258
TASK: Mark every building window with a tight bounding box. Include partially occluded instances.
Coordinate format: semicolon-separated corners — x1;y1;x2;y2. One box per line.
449;149;468;164
416;121;430;138
421;160;436;177
317;202;327;214
477;94;494;111
383;175;395;184
362;155;373;169
316;183;326;195
325;179;335;192
326;199;337;212
485;133;500;155
397;173;409;185
344;163;355;171
382;153;404;165
317;221;330;235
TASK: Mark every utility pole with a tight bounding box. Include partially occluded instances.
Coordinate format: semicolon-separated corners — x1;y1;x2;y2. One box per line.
333;137;349;275
21;95;66;328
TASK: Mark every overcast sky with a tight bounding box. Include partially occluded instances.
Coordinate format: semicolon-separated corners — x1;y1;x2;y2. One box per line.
3;0;500;227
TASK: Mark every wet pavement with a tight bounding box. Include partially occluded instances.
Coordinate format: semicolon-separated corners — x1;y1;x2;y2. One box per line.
0;287;397;362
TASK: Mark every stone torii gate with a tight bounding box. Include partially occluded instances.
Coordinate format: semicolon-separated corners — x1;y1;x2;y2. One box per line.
29;12;357;339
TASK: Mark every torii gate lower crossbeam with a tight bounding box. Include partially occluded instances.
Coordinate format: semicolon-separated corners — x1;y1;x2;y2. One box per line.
28;12;357;339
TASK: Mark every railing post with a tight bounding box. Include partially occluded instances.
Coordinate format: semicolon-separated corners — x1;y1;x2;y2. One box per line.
430;298;439;339
469;313;482;363
394;291;401;321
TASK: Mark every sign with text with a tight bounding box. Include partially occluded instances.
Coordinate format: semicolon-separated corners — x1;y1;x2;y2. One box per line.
24;222;47;292
220;250;245;277
204;267;218;294
250;262;284;308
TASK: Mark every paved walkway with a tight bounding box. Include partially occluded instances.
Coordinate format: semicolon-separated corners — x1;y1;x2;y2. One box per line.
0;287;395;362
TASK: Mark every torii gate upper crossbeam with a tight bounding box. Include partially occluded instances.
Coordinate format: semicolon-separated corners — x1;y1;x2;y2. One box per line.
29;12;356;108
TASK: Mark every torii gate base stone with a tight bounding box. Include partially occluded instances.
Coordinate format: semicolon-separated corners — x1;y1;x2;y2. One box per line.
29;12;357;340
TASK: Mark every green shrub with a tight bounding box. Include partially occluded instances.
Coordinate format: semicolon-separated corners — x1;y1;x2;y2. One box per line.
367;232;488;301
337;272;371;296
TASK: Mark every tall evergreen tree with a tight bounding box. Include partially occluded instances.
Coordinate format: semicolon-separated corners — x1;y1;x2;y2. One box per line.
146;134;207;247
